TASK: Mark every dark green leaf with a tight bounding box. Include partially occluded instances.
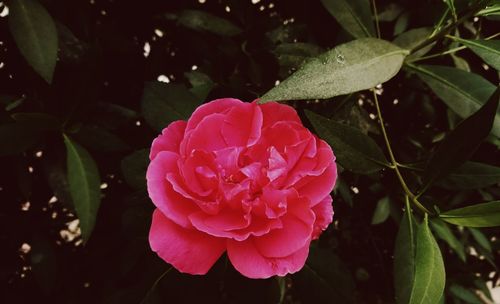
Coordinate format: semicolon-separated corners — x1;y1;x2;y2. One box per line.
430;219;466;262
394;203;417;304
371;196;391;225
121;149;149;191
407;64;499;137
377;3;403;22
451;54;471;72
261;38;408;102
93;103;139;130
468;227;492;252
440;201;500;227
393;12;410;36
8;0;58;83
64;135;101;242
421;87;500;190
305;110;389;174
184;71;214;101
320;0;375;38
449;284;483;304
451;37;500;70
0;122;43;156
393;27;433;59
409;215;446;304
274;42;324;69
141;82;200;132
74;125;130;152
437;161;500;190
293;247;355;304
166;10;242;37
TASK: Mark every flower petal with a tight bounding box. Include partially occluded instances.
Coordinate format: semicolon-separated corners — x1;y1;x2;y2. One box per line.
227;238;310;279
221;102;262;146
186;98;242;132
311;195;334;239
185;113;228;153
146;151;198;227
149;209;226;275
259;101;301;129
294;162;337;206
150;120;187;160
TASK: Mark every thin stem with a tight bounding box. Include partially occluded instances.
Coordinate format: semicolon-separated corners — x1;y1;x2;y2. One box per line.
431;7;450;37
140;267;173;304
411;0;488;54
372;90;431;214
372;0;381;39
407;31;500;63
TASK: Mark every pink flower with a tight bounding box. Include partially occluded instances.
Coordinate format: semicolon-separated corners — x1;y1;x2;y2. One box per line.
147;98;337;279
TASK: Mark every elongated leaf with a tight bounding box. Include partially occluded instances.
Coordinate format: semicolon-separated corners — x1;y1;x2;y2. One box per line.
371;196;391;225
437;161;500;190
468;228;492;252
409;215;446;304
440;201;500;227
320;0;375;38
141;83;200;132
293;247;355;304
449;284;483;304
393;27;433;59
421;87;500;190
408;64;499;137
184;71;214;101
451;37;500;70
394;203;417;304
8;0;58;83
430;219;466;262
121;149;149;191
75;125;130;152
64;135;101;242
165;10;242;37
305;110;389;174
260;38;408;102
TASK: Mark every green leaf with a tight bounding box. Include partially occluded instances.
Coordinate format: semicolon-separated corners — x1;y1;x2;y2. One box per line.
64;135;101;242
293;247;355;304
451;54;471;72
430;219;466;262
93;103;139;130
305;110;389;174
409;215;446;304
121;149;149;191
0;122;44;156
407;64;499;137
468;227;492;252
166;10;242;37
141;82;201;132
437;161;500;190
451;37;500;71
260;38;408;102
320;0;375;38
74;125;130;152
8;0;58;83
393;12;410;36
393;27;433;59
440;201;500;227
394;202;417;304
274;42;324;69
449;284;483;304
421;87;500;190
371;196;391;225
184;71;214;101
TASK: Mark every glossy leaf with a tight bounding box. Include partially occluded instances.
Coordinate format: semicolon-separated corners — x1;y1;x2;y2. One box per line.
121;149;149;191
394;203;417;304
305;110;389;174
451;37;500;71
440;201;500;227
8;0;58;83
261;38;408;102
141;82;200;132
409;215;446;304
430;219;466;262
408;64;499;137
293;247;355;304
437;161;500;190
64;135;101;242
166;10;242;37
421;87;500;190
320;0;375;38
371;196;391;225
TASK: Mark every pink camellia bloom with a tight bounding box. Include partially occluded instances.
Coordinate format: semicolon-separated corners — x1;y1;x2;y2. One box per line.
146;98;337;279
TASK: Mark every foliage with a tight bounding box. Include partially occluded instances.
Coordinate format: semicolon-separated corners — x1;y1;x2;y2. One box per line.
0;0;499;303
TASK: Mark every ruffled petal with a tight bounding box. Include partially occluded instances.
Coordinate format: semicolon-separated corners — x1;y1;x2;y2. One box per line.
185;113;228;153
186;98;242;132
311;195;334;239
149;209;226;275
150;121;187;160
227;238;310;279
146;151;198;227
221;102;263;147
259;101;301;129
293;163;337;206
